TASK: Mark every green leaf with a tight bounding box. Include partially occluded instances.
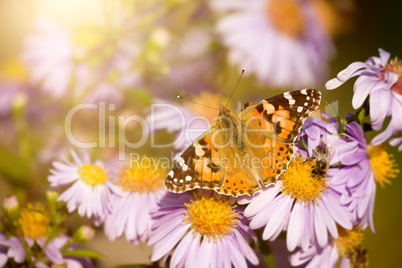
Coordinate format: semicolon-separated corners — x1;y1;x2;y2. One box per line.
46;225;64;242
295;140;309;151
329;161;342;168
357;107;366;123
264;253;276;268
62;249;104;259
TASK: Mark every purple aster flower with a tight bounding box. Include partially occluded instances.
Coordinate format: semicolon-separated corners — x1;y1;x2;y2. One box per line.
0;242;6;267
244;116;354;251
332;122;399;231
290;226;367;268
1;235;26;264
148;191;259;267
1;235;93;268
62;256;94;268
41;235;95;268
21;17;79;98
211;0;335;88
21;16;141;100
48;150;117;224
36;236;67;265
104;156;168;244
0;234;9;266
390;136;402;151
295;113;340;157
326;48;402;150
0;204;93;267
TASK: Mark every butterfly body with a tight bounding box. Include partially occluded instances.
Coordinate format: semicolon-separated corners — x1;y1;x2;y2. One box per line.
166;89;321;197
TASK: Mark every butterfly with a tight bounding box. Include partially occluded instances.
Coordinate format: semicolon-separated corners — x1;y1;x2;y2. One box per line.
165;89;321;197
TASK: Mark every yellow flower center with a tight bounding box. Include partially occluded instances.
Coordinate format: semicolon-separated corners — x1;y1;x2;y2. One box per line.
368;145;399;188
115;156;166;192
184;195;238;240
311;0;341;37
18;203;50;239
266;0;306;38
0;59;28;81
280;155;329;204
334;226;364;257
385;58;402;95
80;163;108;185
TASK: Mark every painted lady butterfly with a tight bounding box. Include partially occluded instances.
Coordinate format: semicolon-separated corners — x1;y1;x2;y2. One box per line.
165;89;321;197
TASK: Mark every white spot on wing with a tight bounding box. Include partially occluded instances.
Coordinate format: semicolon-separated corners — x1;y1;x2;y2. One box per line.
185;176;192;181
173;178;178;182
195;144;205;157
182;164;188;171
179;179;184;183
304;102;308;106
301;89;308;95
168;171;174;177
177;157;185;167
306;96;310;100
284;92;295;105
297;106;303;113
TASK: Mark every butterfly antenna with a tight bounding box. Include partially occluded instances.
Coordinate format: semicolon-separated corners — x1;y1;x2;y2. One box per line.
177;95;219;111
225;68;245;108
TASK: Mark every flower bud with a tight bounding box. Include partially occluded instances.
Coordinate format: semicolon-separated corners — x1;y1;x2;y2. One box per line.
3;194;20;221
73;225;95;243
46;190;59;205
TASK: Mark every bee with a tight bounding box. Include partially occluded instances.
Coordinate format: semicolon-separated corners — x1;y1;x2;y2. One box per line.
311;144;331;177
350;247;368;268
302;142;336;179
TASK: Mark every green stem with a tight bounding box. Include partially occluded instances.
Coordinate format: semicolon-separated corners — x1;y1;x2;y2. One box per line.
354;98;370;125
34;211;68;265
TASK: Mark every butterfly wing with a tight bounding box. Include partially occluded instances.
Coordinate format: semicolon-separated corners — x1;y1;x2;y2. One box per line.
165;126;225;193
213;142;262;196
166;119;262;196
211;119;262;197
165;89;321;197
236;88;322;187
